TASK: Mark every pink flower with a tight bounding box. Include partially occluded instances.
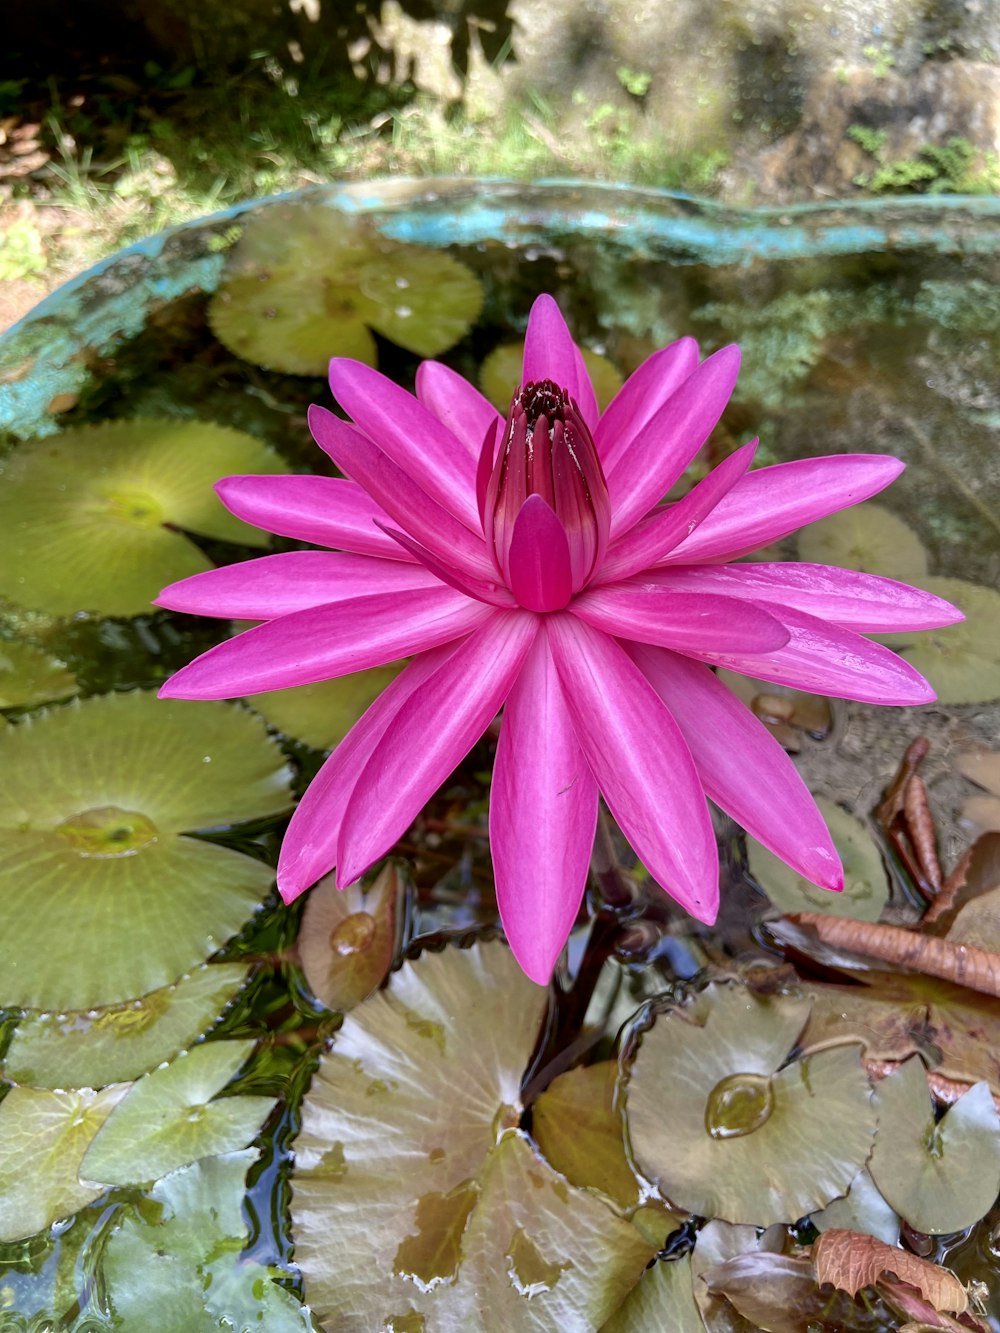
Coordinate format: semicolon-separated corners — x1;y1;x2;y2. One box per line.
158;295;961;983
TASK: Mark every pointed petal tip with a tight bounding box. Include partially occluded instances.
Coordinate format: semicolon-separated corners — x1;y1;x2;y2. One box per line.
506;938;558;987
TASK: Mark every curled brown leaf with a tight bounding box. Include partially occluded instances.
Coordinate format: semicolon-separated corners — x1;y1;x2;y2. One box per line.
813;1229;967;1313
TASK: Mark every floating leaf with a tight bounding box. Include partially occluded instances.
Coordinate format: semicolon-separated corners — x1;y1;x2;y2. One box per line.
869;1056;1000;1234
81;1039;274;1185
209;203;483;374
690;1220;767;1333
250;662;405;751
956;753;1000;834
0;638;76;709
811;1169;899;1246
480;342;623;412
298;863;402;1012
0;690;292;1010
892;578;1000;705
813;1228;968;1313
292;943;654;1328
796;501;928;580
748;798;888;922
0;1084;127;1242
102;1149;312;1332
4;962;251;1090
625;984;876;1225
599;1256;703;1332
0;420;288;616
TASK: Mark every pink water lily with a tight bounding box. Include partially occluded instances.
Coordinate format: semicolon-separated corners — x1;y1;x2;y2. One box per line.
159;294;962;983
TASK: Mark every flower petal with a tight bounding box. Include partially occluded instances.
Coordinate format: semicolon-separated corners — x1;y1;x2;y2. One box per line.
491;634;598;983
328;358;480;528
276;645;455;900
595;337;700;472
596;439;757;584
158;586;492;699
308;405;494;584
376;522;517;607
662;454;906;564
638;563;965;633
415;360;502;458
688;604;936;705
214;474;410;560
156;551;439;619
628;644;843;891
337;611;539;886
507;495;574;612
571;585;790;654
607;344;742;539
545;614;719;923
522;294;599;430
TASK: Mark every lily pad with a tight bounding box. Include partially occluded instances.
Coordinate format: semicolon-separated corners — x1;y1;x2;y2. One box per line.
81;1038;275;1185
748;798;888;922
796;501;928;580
0;419;288;616
480;342;623;412
0;1084;128;1242
250;662;406;751
291;942;655;1328
102;1149;313;1333
4;962;252;1090
624;984;876;1225
868;1055;1000;1234
208;203;483;374
599;1256;703;1332
810;1169;900;1246
892;578;1000;705
298;862;402;1012
0;690;292;1010
0;638;76;709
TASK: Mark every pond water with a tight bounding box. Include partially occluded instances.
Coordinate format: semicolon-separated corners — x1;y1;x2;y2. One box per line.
1;181;1000;1332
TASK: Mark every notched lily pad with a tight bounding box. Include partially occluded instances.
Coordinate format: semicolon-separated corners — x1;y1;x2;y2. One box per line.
0;690;292;1010
891;578;1000;705
796;501;928;581
0;419;288;617
868;1055;1000;1234
480;342;623;412
81;1038;275;1185
298;862;402;1012
4;962;252;1090
748;798;888;922
0;638;76;710
208;203;483;374
624;984;876;1225
250;661;406;751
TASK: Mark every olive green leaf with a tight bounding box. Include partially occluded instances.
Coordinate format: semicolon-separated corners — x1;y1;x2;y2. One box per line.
480;342;623;413
796;501;927;581
250;662;405;751
599;1257;703;1333
0;638;76;709
892;578;1000;705
811;1168;899;1247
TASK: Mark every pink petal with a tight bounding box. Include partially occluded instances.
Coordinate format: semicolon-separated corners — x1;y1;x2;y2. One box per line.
308;406;495;584
662;455;906;564
490;634;599;983
214;475;411;561
376;522;517;608
628;644;842;891
328;359;480;529
158;585;492;699
337;611;539;886
688;605;936;705
507;496;573;612
571;586;790;655
596;439;757;584
545;615;719;923
595;337;700;472
522;294;599;430
156;551;438;619
638;563;964;632
415;360;502;458
607;345;742;540
276;645;455;900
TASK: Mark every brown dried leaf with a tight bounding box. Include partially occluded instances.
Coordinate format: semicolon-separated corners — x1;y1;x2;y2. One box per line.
702;1251;876;1333
925;834;1000;930
297;862;402;1012
813;1230;967;1313
880;1277;989;1332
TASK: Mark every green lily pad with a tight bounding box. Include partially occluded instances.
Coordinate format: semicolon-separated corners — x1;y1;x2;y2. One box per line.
690;1219;768;1333
4;962;252;1090
891;578;1000;705
0;1084;128;1242
102;1149;313;1333
748;798;888;922
599;1256;703;1333
291;942;654;1328
250;662;406;751
81;1039;275;1185
796;501;928;580
624;984;876;1225
0;690;292;1010
0;639;76;709
811;1168;900;1246
208;203;483;374
480;342;624;412
298;862;402;1012
868;1055;1000;1234
0;419;288;617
